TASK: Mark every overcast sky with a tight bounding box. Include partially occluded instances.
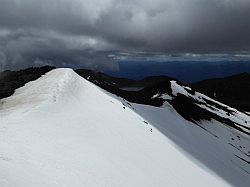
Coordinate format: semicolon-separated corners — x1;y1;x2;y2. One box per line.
0;0;250;70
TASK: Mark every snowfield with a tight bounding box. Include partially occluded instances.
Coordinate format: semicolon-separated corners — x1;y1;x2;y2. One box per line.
0;68;249;186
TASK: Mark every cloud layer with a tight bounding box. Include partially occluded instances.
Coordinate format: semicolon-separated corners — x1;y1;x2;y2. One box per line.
0;0;250;70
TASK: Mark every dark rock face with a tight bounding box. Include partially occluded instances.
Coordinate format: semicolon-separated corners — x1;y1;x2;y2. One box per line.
0;66;55;100
190;73;250;112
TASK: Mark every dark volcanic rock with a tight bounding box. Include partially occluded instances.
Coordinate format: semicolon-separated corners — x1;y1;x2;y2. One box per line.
190;73;250;112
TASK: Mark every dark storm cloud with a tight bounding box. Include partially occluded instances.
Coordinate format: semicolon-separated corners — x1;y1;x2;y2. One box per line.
0;0;250;70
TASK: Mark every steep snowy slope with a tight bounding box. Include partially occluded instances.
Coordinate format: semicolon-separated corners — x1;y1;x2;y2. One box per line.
0;68;230;187
131;102;250;187
125;81;250;187
77;69;250;186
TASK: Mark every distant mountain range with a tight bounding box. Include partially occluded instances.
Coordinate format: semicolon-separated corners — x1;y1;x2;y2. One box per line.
106;60;250;83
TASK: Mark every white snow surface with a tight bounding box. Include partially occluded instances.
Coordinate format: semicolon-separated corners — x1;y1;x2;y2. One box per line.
0;68;248;187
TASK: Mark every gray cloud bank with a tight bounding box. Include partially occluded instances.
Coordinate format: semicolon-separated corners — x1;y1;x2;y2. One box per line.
0;0;250;70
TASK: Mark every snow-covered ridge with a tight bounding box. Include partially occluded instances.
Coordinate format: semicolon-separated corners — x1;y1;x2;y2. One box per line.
0;69;75;113
1;68;106;113
170;81;250;135
1;68;232;187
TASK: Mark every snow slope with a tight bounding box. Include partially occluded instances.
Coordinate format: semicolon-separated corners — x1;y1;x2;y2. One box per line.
131;103;250;187
125;80;250;187
0;68;247;186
